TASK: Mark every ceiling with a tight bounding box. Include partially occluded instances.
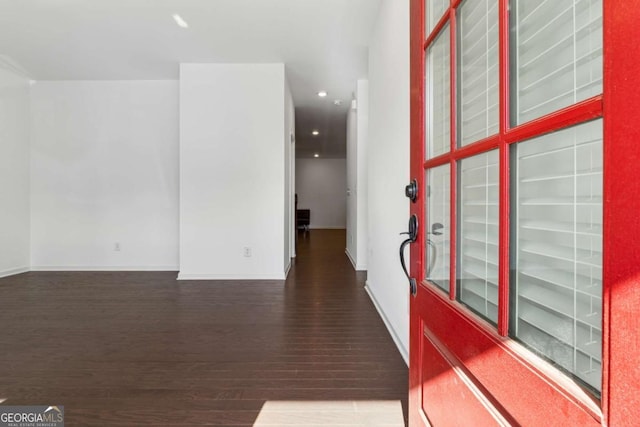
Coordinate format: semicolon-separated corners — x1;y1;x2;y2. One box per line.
0;0;381;158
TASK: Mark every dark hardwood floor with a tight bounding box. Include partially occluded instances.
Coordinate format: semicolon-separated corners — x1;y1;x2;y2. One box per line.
0;230;408;426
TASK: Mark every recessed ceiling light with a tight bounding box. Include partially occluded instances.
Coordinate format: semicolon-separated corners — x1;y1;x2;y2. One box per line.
317;91;328;97
333;100;342;106
312;130;319;136
314;153;320;158
172;14;189;28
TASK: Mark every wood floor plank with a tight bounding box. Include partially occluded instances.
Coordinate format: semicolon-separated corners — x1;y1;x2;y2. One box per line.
0;230;408;426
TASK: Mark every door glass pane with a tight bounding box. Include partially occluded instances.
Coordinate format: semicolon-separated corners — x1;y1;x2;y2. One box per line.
458;151;499;324
426;0;449;37
512;0;603;125
458;0;499;146
426;164;450;292
426;25;451;159
511;119;603;394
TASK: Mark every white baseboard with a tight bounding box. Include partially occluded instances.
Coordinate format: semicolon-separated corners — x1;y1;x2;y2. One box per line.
177;272;286;281
345;249;357;269
345;249;367;271
284;259;292;278
31;266;179;272
365;281;409;366
0;266;29;279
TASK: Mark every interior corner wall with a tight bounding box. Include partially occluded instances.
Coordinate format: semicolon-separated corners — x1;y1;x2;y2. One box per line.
179;63;286;280
295;158;347;230
356;80;369;270
29;80;180;271
346;79;369;271
284;77;295;269
346;99;358;262
366;0;410;362
0;67;31;278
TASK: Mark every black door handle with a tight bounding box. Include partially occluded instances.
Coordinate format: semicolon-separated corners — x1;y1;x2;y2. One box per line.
399;215;418;296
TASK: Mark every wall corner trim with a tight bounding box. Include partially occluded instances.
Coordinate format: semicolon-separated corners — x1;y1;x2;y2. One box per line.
284;259;292;278
345;249;357;270
345;249;367;272
365;281;409;366
0;267;30;279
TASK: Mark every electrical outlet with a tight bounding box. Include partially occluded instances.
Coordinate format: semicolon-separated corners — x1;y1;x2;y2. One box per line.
243;247;252;257
114;242;121;252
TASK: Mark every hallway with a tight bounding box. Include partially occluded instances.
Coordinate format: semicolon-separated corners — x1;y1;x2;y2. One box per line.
0;230;408;426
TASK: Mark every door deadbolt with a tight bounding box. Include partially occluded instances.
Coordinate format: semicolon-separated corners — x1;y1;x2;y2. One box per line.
405;179;418;203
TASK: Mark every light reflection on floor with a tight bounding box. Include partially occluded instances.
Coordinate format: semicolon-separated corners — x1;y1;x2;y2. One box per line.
253;400;405;427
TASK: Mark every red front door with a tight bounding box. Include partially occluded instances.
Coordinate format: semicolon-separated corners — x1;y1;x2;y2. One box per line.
407;0;640;425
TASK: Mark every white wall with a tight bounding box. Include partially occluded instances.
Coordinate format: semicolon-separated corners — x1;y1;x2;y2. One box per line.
366;0;410;363
290;122;296;259
30;81;179;270
346;100;358;257
296;158;347;229
0;67;31;278
284;77;295;269
346;80;369;271
179;63;286;280
356;80;369;270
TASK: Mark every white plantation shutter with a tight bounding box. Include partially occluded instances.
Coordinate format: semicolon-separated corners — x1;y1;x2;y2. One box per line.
426;0;450;36
426;164;450;291
513;119;602;392
459;151;499;323
426;26;450;159
514;0;603;124
459;0;499;146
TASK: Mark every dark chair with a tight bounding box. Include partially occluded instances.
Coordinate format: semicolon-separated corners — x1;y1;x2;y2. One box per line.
296;209;310;231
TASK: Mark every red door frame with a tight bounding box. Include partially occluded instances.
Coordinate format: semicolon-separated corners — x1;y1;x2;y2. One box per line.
408;0;640;425
602;1;640;424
